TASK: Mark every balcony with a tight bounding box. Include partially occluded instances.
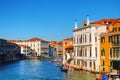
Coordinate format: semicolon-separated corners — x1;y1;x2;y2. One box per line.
85;57;90;60
112;41;120;46
74;42;92;47
89;57;97;60
110;57;120;60
74;56;84;60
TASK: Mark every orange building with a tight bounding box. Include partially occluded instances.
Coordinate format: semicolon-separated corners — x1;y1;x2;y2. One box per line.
62;38;73;55
49;41;58;50
100;19;120;73
62;38;74;67
49;41;58;57
48;38;73;61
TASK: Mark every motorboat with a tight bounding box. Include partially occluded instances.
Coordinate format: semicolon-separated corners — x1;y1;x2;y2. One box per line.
60;67;68;73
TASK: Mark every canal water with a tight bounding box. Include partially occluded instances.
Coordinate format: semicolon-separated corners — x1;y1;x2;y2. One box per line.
0;60;98;80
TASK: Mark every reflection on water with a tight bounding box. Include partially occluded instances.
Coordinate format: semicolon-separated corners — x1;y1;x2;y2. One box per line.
64;71;99;80
0;60;99;80
0;60;64;80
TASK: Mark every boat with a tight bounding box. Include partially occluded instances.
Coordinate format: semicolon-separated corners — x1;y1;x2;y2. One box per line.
56;63;68;73
60;67;68;73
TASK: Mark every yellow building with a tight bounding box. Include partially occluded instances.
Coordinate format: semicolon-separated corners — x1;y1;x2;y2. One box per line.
100;33;112;73
100;19;120;73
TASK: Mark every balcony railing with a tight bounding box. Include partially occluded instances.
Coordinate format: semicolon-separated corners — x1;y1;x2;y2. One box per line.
110;57;120;60
74;42;92;46
112;41;120;46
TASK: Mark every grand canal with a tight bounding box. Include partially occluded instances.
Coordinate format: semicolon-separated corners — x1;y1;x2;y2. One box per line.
0;60;99;80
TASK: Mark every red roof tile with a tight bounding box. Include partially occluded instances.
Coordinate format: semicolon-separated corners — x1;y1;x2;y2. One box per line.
91;19;117;25
27;38;44;42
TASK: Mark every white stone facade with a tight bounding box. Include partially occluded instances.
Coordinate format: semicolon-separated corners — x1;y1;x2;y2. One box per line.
15;38;49;56
73;24;107;72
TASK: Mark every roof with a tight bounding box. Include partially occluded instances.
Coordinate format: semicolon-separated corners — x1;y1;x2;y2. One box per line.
64;37;73;41
73;24;102;32
27;38;44;42
65;45;73;49
91;19;117;25
0;38;6;41
8;37;48;42
73;18;118;32
7;40;17;43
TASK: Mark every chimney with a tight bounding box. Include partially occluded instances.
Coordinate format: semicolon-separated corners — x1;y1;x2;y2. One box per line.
86;15;90;26
82;20;86;27
75;19;78;29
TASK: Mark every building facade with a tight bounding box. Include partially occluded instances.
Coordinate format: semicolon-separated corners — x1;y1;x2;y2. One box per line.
73;18;109;72
49;41;58;57
62;38;74;66
0;38;20;63
100;19;120;73
9;38;49;56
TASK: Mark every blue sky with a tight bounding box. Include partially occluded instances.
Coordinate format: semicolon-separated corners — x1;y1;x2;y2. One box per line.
0;0;120;41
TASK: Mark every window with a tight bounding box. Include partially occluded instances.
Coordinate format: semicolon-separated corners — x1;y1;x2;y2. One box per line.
95;47;97;57
95;37;97;42
23;50;26;52
93;61;95;69
101;48;105;56
77;37;79;43
119;27;120;31
85;61;87;67
81;35;82;43
77;60;80;65
110;61;113;67
83;35;84;43
109;36;112;42
85;48;87;57
90;61;92;67
101;37;105;43
116;48;119;58
112;28;117;32
82;61;84;66
79;50;81;56
106;26;109;30
115;28;117;31
102;60;105;66
113;48;115;57
90;47;92;57
85;34;87;42
103;68;105;71
110;48;112;58
89;33;91;42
